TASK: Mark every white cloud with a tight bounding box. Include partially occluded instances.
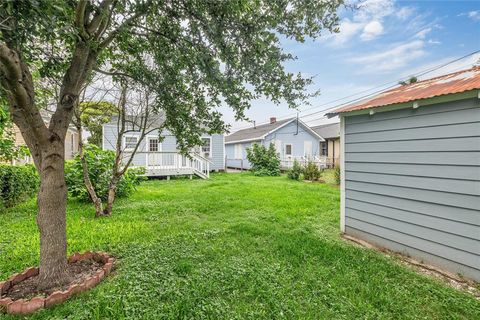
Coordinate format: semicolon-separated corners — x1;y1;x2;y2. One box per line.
395;6;415;20
325;0;417;46
349;40;427;72
459;10;480;21
329;19;365;45
361;21;384;41
414;27;432;39
427;39;441;45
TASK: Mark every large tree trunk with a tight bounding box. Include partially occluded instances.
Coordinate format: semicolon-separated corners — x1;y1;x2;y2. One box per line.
36;138;70;289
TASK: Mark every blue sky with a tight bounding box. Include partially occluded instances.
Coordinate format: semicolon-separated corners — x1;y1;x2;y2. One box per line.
223;0;480;131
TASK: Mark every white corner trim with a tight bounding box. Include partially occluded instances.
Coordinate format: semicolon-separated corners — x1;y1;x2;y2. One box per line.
101;125;105;150
222;135;226;170
340;115;346;233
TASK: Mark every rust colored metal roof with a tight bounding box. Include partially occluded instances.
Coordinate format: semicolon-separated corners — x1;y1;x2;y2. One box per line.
326;66;480;116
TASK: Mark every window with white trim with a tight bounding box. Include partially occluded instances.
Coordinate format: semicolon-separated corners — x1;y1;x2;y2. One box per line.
124;136;138;151
285;144;292;156
148;138;159;152
201;137;211;158
320;142;328;156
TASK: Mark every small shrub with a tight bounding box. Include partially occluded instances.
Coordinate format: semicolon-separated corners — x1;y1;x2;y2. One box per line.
303;161;321;181
334;166;341;185
0;164;39;209
246;143;280;176
65;144;146;202
287;159;302;180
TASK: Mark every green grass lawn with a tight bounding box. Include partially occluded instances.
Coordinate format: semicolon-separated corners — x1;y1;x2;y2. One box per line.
1;173;479;319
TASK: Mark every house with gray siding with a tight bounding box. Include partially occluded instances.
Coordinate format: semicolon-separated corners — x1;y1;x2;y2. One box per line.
102;116;224;179
327;66;480;282
225;117;325;169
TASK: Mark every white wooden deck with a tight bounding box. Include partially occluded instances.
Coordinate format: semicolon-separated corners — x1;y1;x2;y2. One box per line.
134;152;211;179
280;156;329;170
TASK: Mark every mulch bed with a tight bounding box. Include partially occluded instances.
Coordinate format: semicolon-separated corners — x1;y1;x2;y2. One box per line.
4;259;103;301
0;252;114;315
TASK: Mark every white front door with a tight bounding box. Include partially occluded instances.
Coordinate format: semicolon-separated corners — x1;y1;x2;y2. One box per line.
304;141;313;158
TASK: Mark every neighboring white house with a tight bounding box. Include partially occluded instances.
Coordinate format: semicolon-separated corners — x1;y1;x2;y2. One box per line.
102;116;225;179
327;66;480;282
311;122;341;168
225;117;325;169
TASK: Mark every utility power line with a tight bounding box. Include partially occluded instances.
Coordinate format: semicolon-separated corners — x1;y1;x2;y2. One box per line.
229;49;480;132
304;61;479;124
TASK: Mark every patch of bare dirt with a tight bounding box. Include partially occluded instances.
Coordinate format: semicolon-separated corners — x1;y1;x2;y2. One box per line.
2;259;103;301
342;234;480;300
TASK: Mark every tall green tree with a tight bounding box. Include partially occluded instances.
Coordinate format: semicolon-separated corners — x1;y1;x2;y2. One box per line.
79;101;117;146
0;0;342;288
0;102;29;162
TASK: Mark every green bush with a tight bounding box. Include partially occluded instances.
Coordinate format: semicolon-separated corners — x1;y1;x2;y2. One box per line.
334;166;341;185
246;143;280;176
287;159;303;180
0;164;39;209
303;161;322;181
65;144;146;202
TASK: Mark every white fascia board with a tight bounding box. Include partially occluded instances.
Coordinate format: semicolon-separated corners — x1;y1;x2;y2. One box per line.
225;137;265;145
296;119;325;141
225;119;296;145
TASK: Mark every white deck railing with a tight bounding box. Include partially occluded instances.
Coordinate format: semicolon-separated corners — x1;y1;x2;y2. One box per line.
280;156;329;169
133;151;211;179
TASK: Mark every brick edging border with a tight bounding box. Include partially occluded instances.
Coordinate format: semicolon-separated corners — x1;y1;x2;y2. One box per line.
0;252;114;315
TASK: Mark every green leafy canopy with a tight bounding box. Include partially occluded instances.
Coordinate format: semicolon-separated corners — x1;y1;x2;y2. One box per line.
1;0;343;150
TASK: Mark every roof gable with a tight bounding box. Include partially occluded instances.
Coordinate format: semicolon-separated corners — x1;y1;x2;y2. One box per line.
225;118;295;143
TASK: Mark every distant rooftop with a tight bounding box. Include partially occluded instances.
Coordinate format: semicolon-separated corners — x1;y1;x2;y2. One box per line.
225;118;295;144
311;122;340;139
326;66;480;116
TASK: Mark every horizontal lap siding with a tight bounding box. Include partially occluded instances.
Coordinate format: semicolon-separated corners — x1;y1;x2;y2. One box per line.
344;98;480;281
103;126;224;170
210;134;225;171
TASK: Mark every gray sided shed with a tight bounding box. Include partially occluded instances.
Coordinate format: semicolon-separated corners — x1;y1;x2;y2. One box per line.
329;68;480;282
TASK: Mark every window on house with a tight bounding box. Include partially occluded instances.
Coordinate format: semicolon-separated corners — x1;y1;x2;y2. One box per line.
201;137;211;158
149;138;159;152
234;144;242;159
124;136;138;150
285;144;292;156
320;142;328;156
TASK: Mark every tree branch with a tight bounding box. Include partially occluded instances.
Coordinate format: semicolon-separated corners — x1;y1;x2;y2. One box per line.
75;0;89;40
93;66;134;79
0;43;49;169
99;0;152;49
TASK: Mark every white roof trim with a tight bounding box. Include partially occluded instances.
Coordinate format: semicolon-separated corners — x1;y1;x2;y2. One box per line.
295;119;325;141
226;118;296;144
225;137;264;145
226;118;325;144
